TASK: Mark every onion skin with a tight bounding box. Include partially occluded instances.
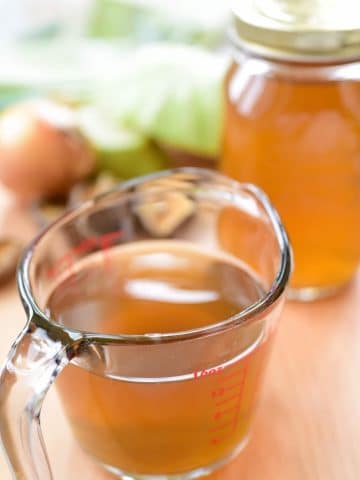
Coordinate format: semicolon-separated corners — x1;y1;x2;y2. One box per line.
0;100;95;200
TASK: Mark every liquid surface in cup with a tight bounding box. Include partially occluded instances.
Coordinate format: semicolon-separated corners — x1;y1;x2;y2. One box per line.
221;68;360;290
49;241;270;475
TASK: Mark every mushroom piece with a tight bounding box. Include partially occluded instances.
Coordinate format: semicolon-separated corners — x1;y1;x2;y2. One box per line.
32;173;120;228
135;177;196;237
69;172;120;206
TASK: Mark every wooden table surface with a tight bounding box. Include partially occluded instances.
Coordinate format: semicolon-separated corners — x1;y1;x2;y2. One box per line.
0;190;359;480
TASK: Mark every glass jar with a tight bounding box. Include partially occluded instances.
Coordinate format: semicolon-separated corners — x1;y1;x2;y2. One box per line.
221;0;360;300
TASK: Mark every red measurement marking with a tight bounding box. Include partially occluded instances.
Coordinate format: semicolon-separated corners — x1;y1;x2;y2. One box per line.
211;434;231;446
99;231;124;267
210;353;254;446
47;252;74;280
211;438;220;446
212;387;225;399
193;366;224;379
98;231;123;250
46;230;124;279
215;392;244;408
72;237;98;256
227;357;251;434
222;381;246;392
210;421;236;433
213;405;239;421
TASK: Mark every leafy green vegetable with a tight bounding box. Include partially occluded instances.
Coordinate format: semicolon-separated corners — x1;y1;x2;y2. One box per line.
0;85;38;110
92;44;228;157
0;40;130;105
0;40;228;157
77;107;168;178
88;0;228;48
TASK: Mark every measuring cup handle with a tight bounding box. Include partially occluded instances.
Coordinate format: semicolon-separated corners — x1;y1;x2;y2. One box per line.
0;319;76;480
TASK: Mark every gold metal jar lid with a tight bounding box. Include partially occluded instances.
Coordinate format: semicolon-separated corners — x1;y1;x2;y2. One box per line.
231;0;360;62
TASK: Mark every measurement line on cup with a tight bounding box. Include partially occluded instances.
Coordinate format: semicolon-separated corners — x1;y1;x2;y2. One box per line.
210;355;251;445
210;420;237;432
215;391;244;407
210;432;233;446
213;405;241;420
46;230;124;279
229;357;250;434
218;381;247;392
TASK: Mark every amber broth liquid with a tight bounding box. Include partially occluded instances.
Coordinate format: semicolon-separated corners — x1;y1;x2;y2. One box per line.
49;241;270;475
221;69;360;290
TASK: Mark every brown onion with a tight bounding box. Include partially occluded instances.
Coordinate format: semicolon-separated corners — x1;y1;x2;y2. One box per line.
0;99;95;200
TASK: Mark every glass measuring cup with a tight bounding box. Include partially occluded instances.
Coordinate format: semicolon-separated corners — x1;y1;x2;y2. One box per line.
0;168;291;480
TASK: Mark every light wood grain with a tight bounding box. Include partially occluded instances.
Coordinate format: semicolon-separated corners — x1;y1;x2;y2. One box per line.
0;192;359;480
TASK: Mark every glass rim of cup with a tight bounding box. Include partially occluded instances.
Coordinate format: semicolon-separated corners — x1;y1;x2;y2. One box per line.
18;167;292;346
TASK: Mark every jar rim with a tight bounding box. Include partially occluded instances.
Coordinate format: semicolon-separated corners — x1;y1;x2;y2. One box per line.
231;0;360;62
